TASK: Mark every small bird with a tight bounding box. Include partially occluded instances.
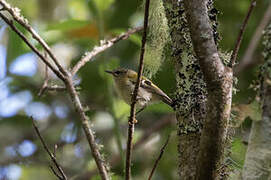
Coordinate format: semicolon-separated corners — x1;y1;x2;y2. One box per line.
105;68;173;114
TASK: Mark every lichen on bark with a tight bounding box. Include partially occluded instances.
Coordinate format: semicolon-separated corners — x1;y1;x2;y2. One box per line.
162;0;220;179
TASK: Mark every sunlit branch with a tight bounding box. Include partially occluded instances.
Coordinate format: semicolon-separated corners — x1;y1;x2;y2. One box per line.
0;0;67;76
71;26;143;76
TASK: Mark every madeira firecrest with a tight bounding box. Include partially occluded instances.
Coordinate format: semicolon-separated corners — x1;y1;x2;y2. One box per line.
105;68;173;111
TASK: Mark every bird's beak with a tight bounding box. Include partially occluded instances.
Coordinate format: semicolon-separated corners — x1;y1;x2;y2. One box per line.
105;70;113;75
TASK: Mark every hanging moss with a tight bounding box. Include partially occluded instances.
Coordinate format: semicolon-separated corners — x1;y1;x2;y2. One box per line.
143;0;170;78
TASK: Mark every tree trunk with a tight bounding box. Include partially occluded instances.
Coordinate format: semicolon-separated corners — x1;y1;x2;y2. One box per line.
163;1;207;179
163;0;232;179
183;0;233;179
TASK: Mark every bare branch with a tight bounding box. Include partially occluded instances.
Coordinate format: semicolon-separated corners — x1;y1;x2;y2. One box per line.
64;77;110;180
32;118;67;180
0;1;142;179
125;0;150;179
0;12;65;81
2;7;109;178
0;0;67;76
49;165;63;180
148;135;171;180
230;0;257;67
235;3;271;75
71;26;143;75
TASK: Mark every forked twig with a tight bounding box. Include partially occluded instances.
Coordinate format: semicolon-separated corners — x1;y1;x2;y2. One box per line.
1;2;110;178
230;0;257;67
0;12;65;81
125;0;150;179
148;135;171;180
0;1;143;179
0;0;66;76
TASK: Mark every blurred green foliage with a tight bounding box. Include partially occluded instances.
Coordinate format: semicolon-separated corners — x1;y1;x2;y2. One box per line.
0;0;269;179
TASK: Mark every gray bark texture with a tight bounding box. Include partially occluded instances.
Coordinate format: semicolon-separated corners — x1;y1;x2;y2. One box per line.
242;24;271;180
163;0;226;179
183;0;233;179
163;0;206;179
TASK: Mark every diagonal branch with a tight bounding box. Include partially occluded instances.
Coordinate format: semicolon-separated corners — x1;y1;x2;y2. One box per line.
0;2;110;179
0;12;65;81
32;118;67;180
230;0;257;67
49;165;63;180
148;134;171;180
71;26;143;75
64;77;109;180
235;2;271;75
0;0;67;76
125;0;150;180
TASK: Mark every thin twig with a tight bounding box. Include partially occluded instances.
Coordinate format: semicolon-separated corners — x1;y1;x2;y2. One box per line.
0;12;65;81
76;114;175;180
71;26;143;75
38;63;49;97
32;118;67;180
39;85;81;94
1;8;109;179
0;0;109;180
0;0;67;76
134;115;175;148
230;0;257;67
234;2;271;75
148;134;171;180
125;0;150;179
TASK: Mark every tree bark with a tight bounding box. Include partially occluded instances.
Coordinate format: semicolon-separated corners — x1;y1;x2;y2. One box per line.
163;1;207;179
183;0;233;179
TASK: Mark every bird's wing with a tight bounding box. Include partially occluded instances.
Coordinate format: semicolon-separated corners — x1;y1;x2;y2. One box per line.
131;77;172;106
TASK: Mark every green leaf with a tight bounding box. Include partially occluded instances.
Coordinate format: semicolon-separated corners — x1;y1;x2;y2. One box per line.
113;99;130;119
93;0;115;12
6;24;28;66
128;34;141;46
144;103;173;114
231;138;247;167
46;20;89;31
88;0;100;19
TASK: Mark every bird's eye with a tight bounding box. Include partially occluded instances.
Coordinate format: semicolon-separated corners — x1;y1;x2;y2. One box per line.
115;71;121;75
144;80;152;86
